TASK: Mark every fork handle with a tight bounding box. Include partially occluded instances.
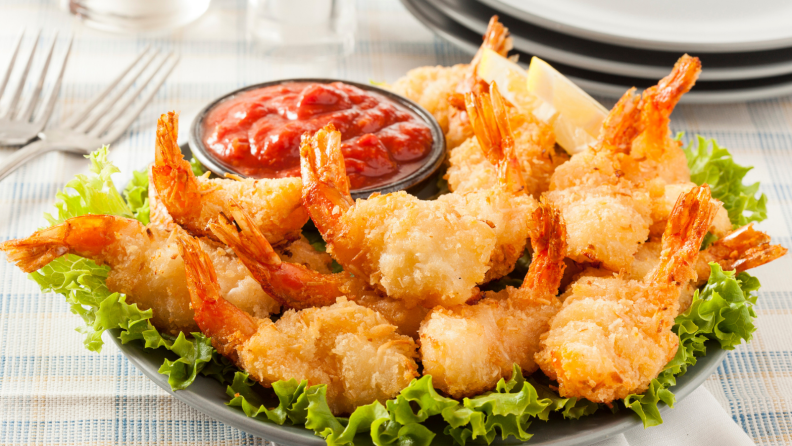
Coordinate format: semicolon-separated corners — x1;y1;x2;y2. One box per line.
0;140;56;182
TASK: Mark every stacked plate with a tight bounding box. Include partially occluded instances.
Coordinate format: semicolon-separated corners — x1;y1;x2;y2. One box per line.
400;0;792;102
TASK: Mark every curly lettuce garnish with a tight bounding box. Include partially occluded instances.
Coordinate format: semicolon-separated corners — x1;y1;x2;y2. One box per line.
684;136;767;227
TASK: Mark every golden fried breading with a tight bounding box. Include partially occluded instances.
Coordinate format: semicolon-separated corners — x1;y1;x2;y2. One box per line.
546;185;652;272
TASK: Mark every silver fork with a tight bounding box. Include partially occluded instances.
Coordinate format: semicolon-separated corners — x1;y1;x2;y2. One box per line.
0;29;72;146
0;47;180;182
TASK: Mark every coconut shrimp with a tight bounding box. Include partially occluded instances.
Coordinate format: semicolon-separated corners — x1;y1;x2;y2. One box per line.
150;111;307;246
389;16;512;149
446;84;561;198
210;200;429;337
536;185;717;404
629;224;787;311
301;121;541;308
419;203;566;398
437;83;538;280
176;230;419;415
0;215;279;335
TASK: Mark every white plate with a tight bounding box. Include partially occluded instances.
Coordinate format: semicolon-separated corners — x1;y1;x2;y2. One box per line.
436;0;792;81
478;0;792;53
402;0;792;102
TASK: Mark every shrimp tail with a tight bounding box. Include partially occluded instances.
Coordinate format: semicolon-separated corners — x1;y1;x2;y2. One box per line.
465;81;526;194
300;125;355;237
151;111;202;222
521;202;567;296
1;214;145;272
471;16;512;66
652;184;717;285
175;229;257;360
209;201;345;310
599;87;641;153
707;223;787;273
1;225;71;272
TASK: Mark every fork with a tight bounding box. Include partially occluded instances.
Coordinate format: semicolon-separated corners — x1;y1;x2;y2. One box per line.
0;46;179;182
0;29;72;146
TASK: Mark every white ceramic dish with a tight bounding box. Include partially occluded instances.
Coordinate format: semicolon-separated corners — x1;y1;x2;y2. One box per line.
478;0;792;53
435;0;792;81
401;0;792;102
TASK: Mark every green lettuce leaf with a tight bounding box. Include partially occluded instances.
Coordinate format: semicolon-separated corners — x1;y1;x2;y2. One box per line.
45;146;134;225
625;264;761;427
684;136;767;226
123;168;150;225
190;157;206;177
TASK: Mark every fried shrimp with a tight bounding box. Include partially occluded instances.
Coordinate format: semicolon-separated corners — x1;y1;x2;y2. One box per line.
176;230;419;415
438;83;538;280
545;55;732;269
419;203;567;398
536;185;717;404
630;224;787;311
0;215;279;335
150;111;307;246
446;82;560;198
301;124;497;308
389;16;512;149
212;200;430;337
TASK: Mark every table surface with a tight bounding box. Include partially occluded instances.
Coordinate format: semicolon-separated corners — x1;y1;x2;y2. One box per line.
1;0;791;445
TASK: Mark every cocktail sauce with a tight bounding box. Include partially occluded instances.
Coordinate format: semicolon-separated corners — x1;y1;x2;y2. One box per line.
202;81;434;189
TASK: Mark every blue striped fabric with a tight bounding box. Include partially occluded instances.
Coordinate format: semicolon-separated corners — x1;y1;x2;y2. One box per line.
0;0;790;445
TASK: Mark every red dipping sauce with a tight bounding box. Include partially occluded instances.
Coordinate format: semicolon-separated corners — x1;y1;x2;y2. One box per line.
202;81;434;190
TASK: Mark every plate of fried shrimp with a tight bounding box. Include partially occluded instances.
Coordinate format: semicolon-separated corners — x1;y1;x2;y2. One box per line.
2;16;786;446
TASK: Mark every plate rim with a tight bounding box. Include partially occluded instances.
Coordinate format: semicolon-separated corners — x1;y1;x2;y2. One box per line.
434;0;792;81
110;326;728;446
477;0;792;53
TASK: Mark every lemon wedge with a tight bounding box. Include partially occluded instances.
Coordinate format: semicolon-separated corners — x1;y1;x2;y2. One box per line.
476;49;608;154
526;57;608;154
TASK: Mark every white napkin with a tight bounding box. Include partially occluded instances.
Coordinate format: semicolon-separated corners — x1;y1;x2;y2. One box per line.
592;387;754;446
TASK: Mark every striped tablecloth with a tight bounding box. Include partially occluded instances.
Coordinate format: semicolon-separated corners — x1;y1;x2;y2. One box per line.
1;0;791;444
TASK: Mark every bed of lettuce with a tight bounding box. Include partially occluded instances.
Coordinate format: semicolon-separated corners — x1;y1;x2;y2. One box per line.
22;135;768;445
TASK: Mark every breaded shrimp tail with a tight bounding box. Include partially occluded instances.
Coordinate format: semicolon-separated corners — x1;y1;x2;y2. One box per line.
465;81;526;195
1;214;145;273
652;184;716;286
175;229;257;360
521;203;566;297
299;124;355;237
209;201;346;310
151;111;202;223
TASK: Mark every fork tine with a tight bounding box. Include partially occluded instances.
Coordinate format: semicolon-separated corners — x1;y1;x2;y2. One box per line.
0;29;25;102
73;48;159;133
33;35;72;128
1;29;40;120
59;44;152;130
100;53;180;142
17;31;58;123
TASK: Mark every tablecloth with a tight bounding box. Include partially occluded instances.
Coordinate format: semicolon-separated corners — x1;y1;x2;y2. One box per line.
0;0;791;445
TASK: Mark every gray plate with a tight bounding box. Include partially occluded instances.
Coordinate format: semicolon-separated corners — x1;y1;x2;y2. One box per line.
110;329;726;446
